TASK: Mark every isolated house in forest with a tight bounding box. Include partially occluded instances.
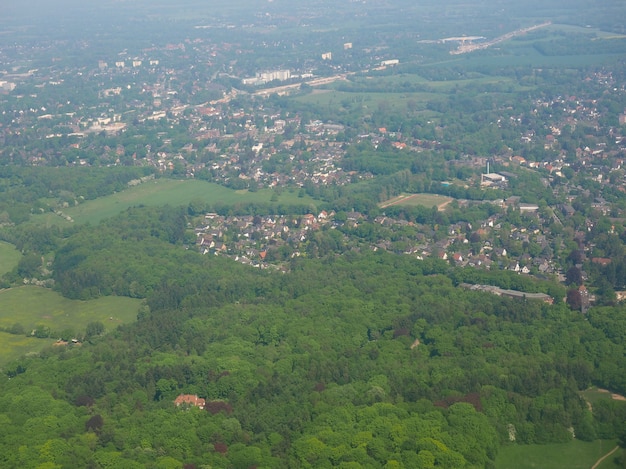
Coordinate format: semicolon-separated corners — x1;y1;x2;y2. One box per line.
174;394;205;410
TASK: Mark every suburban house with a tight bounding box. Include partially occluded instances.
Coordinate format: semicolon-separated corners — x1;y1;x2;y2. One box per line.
174;394;206;410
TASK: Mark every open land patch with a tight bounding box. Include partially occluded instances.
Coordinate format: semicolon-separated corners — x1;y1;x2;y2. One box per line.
31;179;317;225
592;446;621;469
0;286;141;364
0;331;55;366
380;193;453;211
294;88;443;110
0;241;22;276
597;388;626;402
581;387;626;409
544;23;626;39
495;439;620;469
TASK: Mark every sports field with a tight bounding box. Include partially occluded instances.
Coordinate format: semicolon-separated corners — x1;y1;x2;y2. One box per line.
379;193;453;210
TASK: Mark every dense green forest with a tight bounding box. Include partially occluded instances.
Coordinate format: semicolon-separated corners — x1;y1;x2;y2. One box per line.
0;205;625;468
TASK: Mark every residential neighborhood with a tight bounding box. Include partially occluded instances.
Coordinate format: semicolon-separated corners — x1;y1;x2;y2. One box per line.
1;10;626;312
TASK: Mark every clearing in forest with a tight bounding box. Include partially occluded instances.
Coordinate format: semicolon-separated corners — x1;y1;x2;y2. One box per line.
495;439;620;469
0;286;141;365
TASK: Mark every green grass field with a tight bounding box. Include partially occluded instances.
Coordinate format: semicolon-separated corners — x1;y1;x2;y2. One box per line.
30;179;318;225
0;331;57;366
0;286;141;364
296;71;532;119
496;440;620;469
380;193;454;210
297;88;442;110
581;387;618;406
543;23;626;40
362;73;520;91
597;448;625;469
0;241;22;276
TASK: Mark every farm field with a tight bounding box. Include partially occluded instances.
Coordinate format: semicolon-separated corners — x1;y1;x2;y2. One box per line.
495;439;620;469
32;179;318;225
0;241;21;276
0;286;141;364
379;193;454;210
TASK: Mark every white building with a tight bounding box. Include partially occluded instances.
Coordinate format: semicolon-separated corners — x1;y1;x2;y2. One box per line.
242;70;291;86
0;81;16;91
481;173;507;186
381;59;399;66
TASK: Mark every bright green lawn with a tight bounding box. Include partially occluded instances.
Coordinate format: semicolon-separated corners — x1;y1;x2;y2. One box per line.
496;439;619;469
0;241;22;276
0;286;141;365
31;179;318;225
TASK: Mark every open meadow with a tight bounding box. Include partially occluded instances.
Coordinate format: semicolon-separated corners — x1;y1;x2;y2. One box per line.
543;23;626;40
0;286;141;365
0;332;57;367
0;241;22;276
495;439;621;469
581;387;626;406
296;87;444;111
31;179;318;225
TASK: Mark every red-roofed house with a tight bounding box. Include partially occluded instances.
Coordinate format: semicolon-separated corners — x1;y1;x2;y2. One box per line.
174;394;206;410
591;257;611;266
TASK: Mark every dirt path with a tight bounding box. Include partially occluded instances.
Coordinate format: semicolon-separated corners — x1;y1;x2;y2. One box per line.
438;200;452;211
379;195;411;208
591;445;619;469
